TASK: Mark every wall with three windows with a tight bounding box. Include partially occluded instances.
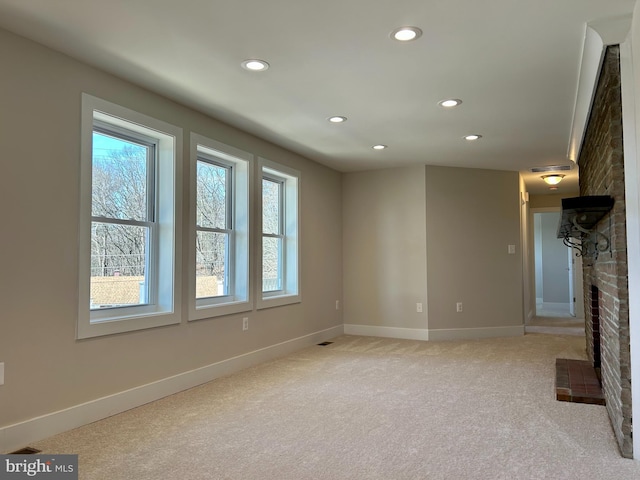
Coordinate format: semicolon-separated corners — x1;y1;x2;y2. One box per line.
0;26;342;436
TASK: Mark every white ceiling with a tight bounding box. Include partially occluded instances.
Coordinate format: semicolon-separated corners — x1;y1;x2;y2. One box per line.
0;0;634;195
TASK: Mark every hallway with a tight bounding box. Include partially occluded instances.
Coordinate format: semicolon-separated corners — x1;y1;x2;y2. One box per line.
526;302;584;336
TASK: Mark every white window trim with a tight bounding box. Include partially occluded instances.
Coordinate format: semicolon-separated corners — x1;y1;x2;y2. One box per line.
257;157;301;309
78;93;182;339
188;133;252;320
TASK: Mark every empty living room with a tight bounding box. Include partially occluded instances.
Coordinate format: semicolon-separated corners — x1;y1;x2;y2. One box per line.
1;1;640;479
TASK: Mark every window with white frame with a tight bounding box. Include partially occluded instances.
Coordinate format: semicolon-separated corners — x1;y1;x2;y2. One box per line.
189;134;250;320
196;157;232;297
259;158;300;308
78;94;182;339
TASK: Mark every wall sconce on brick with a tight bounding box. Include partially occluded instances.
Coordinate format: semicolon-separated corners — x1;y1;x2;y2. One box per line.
557;196;614;262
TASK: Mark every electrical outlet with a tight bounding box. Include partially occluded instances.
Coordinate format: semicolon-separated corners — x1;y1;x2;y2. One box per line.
456;302;463;313
0;363;4;386
336;300;340;310
242;317;249;331
416;303;423;313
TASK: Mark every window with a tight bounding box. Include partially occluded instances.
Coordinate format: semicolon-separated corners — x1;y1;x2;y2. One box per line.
258;158;300;308
189;134;250;320
78;94;182;338
262;175;284;292
196;158;231;297
90;123;155;307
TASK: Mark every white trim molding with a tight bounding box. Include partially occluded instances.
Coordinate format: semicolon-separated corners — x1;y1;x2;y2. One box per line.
78;94;183;338
428;325;524;342
620;18;640;460
0;325;343;454
343;324;429;341
567;15;632;163
188;133;253;321
343;324;524;342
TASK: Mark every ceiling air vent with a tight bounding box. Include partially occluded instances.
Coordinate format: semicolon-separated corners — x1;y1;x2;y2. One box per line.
530;165;573;173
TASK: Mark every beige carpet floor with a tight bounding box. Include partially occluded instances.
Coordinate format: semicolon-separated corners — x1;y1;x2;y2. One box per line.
525;315;585;336
31;334;640;480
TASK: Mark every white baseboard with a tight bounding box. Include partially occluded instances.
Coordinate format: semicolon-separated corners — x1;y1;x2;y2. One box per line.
428;325;524;341
342;324;525;342
343;324;429;341
0;325;343;454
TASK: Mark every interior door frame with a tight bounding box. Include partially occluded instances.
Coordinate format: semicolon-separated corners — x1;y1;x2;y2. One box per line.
530;206;573;317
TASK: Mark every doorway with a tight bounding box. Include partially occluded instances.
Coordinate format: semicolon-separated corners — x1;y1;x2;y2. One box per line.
527;209;584;335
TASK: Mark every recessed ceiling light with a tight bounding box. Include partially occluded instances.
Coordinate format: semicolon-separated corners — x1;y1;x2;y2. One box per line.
372;144;387;150
241;59;269;71
328;116;347;123
464;134;482;141
438;99;462;108
391;26;422;42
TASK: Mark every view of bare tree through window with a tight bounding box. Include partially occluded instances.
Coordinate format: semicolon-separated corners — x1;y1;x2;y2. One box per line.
91;131;287;307
262;177;283;291
196;159;230;298
90;131;151;308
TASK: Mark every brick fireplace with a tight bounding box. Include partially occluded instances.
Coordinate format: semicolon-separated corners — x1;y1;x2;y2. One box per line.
577;45;632;458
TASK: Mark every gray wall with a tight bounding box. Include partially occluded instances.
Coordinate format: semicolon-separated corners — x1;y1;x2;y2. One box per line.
529;193;572;209
0;28;343;429
342;165;523;338
534;214;544;300
426;166;523;333
343;166;428;331
539;212;570;303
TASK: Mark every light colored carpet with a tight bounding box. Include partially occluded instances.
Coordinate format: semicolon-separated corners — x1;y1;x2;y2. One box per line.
535;302;573;318
31;334;640;479
526;314;585;336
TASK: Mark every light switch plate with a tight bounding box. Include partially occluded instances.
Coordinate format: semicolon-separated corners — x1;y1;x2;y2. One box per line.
0;363;4;386
508;244;516;254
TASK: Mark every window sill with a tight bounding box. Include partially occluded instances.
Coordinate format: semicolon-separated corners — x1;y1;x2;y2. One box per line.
189;299;252;321
78;310;180;339
257;293;301;310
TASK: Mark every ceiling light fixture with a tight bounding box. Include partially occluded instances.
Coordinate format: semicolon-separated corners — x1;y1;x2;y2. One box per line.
542;174;565;185
241;59;269;71
438;99;462;108
328;116;347;123
464;134;482;141
391;26;422;42
372;144;387;150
